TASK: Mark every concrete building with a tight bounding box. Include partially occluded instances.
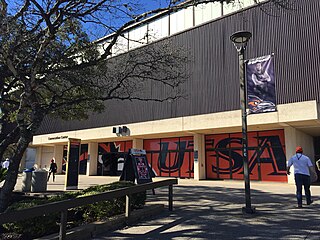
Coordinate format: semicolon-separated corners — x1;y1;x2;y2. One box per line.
30;0;320;184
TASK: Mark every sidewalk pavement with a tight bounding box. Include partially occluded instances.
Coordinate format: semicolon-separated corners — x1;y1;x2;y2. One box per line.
14;175;320;239
14;174;120;193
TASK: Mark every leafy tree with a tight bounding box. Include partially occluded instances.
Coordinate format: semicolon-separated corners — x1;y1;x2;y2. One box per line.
0;168;7;183
0;0;294;213
0;0;189;213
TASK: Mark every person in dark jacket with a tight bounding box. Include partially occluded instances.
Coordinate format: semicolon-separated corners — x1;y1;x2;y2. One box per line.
47;158;58;182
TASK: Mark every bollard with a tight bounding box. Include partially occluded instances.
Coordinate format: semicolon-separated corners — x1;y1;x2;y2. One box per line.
59;210;67;240
125;195;131;218
168;185;173;211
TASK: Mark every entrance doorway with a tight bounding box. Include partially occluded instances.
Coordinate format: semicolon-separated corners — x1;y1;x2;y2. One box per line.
97;152;126;176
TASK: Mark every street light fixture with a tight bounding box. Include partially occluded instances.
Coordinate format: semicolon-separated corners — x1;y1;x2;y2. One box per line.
230;30;255;214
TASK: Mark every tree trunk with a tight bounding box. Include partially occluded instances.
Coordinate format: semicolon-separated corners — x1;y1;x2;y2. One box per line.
0;133;32;213
0;127;19;161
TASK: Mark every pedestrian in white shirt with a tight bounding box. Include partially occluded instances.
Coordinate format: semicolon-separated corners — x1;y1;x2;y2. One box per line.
287;146;314;208
2;158;10;169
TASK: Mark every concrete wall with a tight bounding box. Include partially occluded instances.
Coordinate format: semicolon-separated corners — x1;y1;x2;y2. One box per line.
87;142;98;176
285;127;314;184
33;101;319;146
34;145;65;173
53;145;64;173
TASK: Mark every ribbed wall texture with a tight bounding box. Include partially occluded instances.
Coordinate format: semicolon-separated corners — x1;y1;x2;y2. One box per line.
37;0;320;134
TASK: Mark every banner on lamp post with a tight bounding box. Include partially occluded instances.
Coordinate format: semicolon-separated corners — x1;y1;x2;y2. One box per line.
246;54;276;114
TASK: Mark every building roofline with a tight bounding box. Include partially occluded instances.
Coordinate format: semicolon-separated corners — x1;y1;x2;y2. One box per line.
94;0;270;45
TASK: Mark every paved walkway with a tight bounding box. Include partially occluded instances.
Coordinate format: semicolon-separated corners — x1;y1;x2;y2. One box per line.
94;179;320;240
14;175;320;239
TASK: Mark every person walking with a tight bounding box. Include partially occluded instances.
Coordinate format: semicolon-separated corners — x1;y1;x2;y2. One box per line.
2;158;10;169
47;158;58;182
287;146;314;208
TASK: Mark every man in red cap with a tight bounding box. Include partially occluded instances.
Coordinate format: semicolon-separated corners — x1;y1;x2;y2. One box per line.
287;146;315;208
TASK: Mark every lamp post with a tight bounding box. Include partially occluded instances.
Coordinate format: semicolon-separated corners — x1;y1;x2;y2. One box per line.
230;31;255;214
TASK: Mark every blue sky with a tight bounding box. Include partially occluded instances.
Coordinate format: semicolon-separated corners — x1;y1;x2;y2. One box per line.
129;0;172;19
86;0;174;40
141;0;170;10
7;0;175;41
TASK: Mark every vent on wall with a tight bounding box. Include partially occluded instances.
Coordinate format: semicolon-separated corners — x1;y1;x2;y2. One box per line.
112;126;129;136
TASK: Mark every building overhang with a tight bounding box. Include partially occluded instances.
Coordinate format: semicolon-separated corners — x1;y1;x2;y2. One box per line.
32;100;320;146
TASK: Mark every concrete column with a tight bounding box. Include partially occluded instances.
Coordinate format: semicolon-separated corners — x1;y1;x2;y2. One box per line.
295;129;314;159
284;127;296;184
284;126;315;184
193;134;206;180
133;138;144;149
87;142;98;176
53;145;64;173
35;146;43;169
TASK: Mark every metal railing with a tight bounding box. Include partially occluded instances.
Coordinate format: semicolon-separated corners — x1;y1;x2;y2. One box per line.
0;179;178;240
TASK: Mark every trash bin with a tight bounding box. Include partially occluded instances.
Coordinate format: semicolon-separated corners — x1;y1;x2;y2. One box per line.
31;170;48;192
22;169;33;192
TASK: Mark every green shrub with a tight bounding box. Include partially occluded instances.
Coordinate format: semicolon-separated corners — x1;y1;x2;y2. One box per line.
47;190;81;201
83;181;146;207
0;168;7;183
3;198;60;238
3;181;146;238
78;181;146;222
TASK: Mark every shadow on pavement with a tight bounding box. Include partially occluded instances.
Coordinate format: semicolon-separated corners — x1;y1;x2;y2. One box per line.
94;184;320;240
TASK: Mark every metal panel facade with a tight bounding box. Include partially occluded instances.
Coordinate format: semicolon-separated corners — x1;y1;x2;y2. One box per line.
37;0;320;134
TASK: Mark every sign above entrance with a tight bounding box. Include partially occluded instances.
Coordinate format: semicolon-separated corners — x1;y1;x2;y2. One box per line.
48;135;68;140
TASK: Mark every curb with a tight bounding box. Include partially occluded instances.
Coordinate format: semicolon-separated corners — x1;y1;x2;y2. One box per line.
36;204;164;240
